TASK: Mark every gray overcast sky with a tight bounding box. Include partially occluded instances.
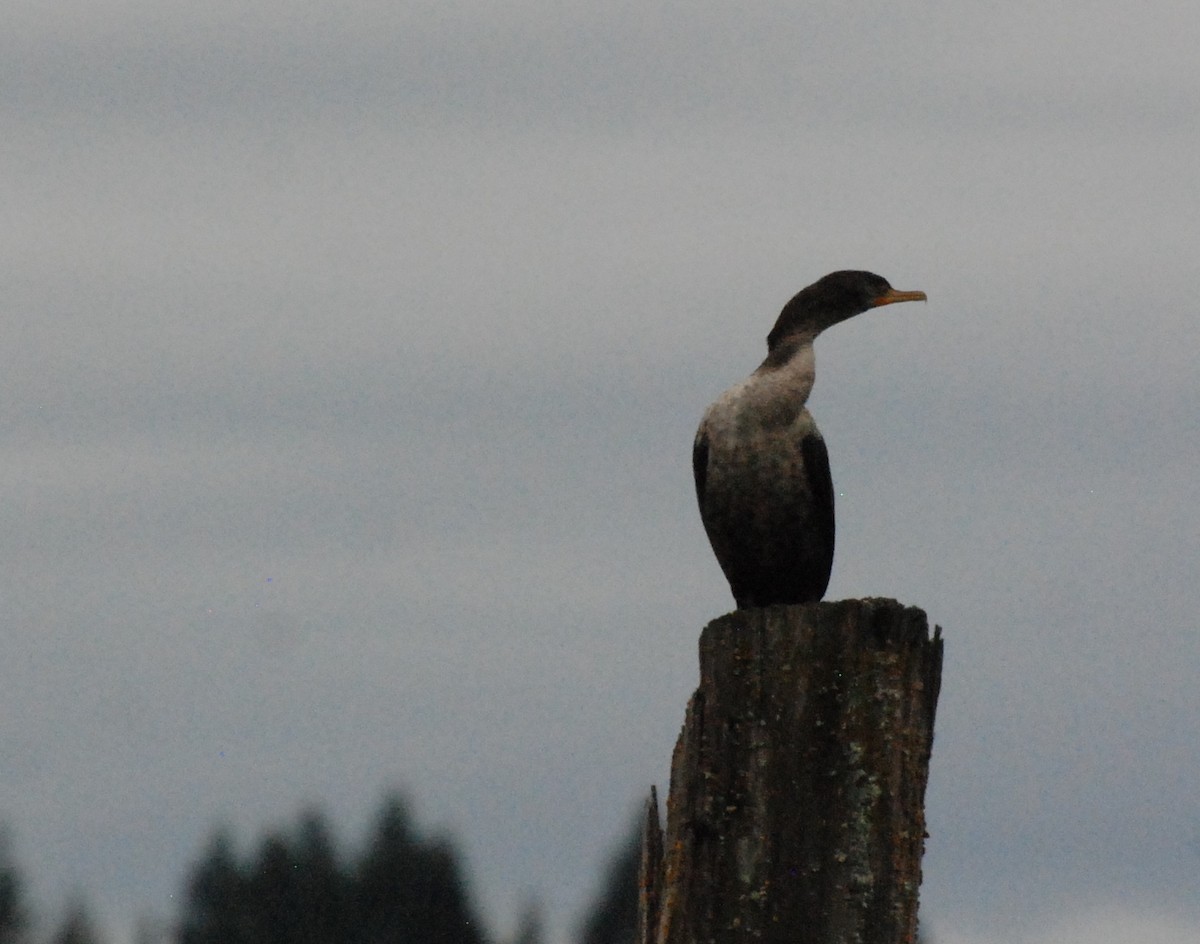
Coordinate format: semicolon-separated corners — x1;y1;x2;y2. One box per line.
3;2;1199;942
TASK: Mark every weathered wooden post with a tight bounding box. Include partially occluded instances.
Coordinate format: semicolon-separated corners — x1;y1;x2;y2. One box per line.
638;598;942;944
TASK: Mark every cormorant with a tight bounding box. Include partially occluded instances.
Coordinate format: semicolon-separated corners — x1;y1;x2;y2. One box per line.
693;270;926;608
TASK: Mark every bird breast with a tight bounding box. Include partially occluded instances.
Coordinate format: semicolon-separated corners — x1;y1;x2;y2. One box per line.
702;343;817;441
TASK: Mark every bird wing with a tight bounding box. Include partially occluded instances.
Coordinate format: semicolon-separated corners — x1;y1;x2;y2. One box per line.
692;426;709;510
800;429;836;587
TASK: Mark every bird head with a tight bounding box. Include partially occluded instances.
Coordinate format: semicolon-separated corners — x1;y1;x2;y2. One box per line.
767;270;926;351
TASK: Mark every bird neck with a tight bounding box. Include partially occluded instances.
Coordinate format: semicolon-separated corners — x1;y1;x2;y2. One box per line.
753;335;816;404
768;291;838;350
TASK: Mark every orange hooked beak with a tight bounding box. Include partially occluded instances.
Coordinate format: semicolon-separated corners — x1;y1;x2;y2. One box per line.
869;287;927;308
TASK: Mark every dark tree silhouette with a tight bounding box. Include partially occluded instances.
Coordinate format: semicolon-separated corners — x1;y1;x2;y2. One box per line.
576;817;640;944
178;830;249;944
178;794;487;944
247;832;308;944
238;813;344;944
289;811;344;944
350;794;485;944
